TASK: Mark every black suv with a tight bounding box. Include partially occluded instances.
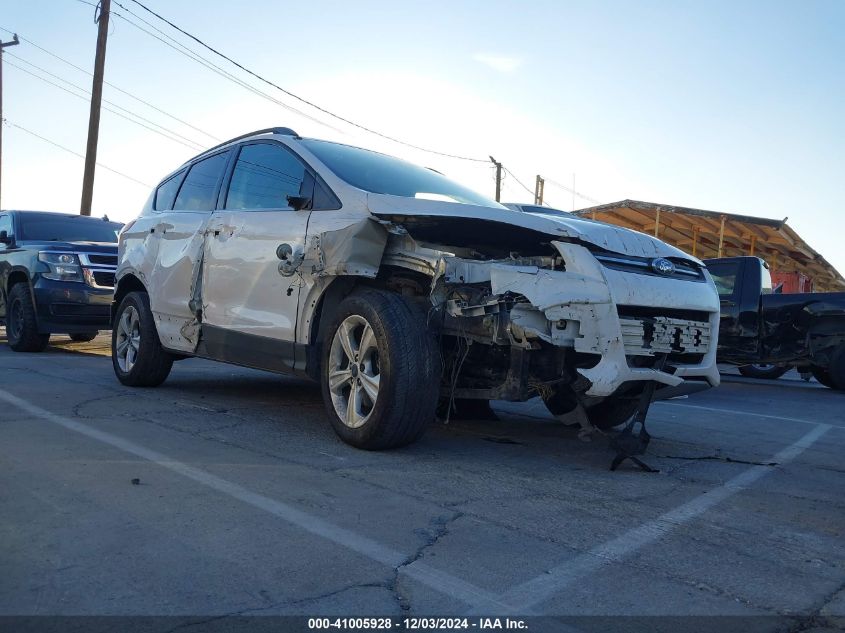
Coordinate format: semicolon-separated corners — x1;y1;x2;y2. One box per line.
0;210;122;352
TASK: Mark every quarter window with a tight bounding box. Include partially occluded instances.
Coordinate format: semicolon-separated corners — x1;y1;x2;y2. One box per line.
173;152;230;211
225;143;306;210
154;170;185;211
0;214;12;239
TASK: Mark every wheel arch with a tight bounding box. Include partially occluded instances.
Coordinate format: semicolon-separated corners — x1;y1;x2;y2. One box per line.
112;273;148;325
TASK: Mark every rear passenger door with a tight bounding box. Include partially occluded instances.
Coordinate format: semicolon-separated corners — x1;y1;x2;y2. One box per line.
148;150;230;352
200;141;315;368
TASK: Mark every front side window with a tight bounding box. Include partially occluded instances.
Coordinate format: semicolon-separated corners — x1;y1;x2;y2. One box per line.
225;143;306;210
173;152;229;211
300;139;504;209
154;169;186;211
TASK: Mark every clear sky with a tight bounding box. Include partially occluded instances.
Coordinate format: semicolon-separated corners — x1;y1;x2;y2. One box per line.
2;0;843;271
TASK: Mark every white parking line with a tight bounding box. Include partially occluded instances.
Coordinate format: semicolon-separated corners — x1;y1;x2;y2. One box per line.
476;422;831;615
0;389;506;612
655;401;844;427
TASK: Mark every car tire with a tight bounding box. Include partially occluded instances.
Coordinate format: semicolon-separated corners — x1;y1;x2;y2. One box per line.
585;396;640;430
112;291;173;387
6;283;50;352
69;332;99;343
810;366;837;389
738;363;790;380
826;345;845;391
320;288;440;450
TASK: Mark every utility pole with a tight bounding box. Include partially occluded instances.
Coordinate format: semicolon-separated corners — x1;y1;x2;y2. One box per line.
0;33;20;209
534;175;544;205
489;156;502;202
80;0;111;216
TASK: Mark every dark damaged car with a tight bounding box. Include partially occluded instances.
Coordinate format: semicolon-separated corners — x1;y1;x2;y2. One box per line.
112;128;721;449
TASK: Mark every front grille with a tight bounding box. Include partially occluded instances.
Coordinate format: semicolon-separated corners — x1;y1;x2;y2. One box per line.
619;314;711;358
594;251;705;281
92;271;115;288
87;254;118;266
618;305;711;323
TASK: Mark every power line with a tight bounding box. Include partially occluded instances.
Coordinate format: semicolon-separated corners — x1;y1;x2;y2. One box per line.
544;177;599;205
2;117;150;187
3;57;205;151
4;53;206;150
123;0;489;163
0;25;221;141
99;8;343;132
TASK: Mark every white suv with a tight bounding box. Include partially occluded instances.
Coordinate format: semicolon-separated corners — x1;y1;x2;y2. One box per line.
113;127;720;449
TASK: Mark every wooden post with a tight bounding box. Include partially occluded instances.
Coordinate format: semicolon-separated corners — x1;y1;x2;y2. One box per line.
654;208;661;238
749;234;756;256
692;225;699;257
0;33;20;209
534;175;544;205
80;0;111;216
717;215;726;258
489;156;502;202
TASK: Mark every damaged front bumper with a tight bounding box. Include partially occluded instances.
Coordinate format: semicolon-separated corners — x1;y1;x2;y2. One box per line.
485;241;720;398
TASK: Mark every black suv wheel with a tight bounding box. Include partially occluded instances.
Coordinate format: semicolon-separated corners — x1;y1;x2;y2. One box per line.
6;284;50;352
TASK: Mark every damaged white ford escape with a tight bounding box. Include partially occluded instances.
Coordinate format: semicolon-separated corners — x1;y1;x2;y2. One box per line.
112;127;720;449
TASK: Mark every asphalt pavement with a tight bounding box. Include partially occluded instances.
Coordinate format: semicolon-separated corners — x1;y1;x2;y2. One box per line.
1;331;843;632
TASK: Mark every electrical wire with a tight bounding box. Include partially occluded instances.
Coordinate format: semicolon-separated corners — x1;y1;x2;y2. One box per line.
0;25;221;141
123;0;489;163
2;117;151;187
544;177;600;205
3;58;205;151
4;53;206;150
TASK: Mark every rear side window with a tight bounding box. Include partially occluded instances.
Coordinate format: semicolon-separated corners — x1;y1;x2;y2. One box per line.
154;170;185;211
0;214;11;238
173;152;229;211
225;143;306;210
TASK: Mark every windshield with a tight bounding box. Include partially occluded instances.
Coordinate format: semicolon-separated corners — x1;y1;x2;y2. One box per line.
300;139;505;209
18;214;122;243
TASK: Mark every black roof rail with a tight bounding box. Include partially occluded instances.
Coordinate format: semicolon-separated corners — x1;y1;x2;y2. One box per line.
185;127;299;164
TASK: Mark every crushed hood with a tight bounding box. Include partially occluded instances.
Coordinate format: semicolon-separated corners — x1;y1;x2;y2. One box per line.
366;195;697;262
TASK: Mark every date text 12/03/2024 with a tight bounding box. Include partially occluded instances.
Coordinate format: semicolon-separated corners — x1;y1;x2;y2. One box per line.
308;618;529;630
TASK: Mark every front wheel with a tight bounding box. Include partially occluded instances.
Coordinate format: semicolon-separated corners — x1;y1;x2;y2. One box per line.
738;363;790;380
6;283;50;352
111;291;173;387
320;288;440;450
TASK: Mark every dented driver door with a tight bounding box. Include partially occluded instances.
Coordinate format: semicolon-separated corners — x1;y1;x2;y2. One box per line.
199;142;312;370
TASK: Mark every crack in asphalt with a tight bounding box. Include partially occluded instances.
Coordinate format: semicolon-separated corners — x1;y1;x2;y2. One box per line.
391;512;463;612
656;454;779;466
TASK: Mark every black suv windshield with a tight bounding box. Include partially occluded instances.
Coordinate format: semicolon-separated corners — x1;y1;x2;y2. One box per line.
18;214;122;243
301;139;504;209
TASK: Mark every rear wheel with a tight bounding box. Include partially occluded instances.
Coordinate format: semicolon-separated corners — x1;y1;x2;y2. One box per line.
6;283;50;352
320;288;439;449
810;366;837;389
826;345;845;390
111;291;173;387
738;363;790;380
69;332;98;343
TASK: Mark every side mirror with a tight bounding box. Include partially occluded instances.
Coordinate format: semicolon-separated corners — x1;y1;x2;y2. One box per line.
0;230;12;245
286;195;311;211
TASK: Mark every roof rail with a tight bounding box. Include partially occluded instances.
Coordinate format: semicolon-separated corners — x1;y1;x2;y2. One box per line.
185;127;299;164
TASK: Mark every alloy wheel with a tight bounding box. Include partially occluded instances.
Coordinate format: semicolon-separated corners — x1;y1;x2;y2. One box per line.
115;305;141;373
328;315;381;429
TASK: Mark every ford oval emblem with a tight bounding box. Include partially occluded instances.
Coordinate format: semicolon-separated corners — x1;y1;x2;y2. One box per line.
651;258;676;275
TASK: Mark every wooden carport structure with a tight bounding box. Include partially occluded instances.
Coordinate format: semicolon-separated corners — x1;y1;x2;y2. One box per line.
573;199;845;292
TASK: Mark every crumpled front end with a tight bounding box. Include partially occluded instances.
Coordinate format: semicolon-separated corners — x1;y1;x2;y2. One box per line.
488;241;720;397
